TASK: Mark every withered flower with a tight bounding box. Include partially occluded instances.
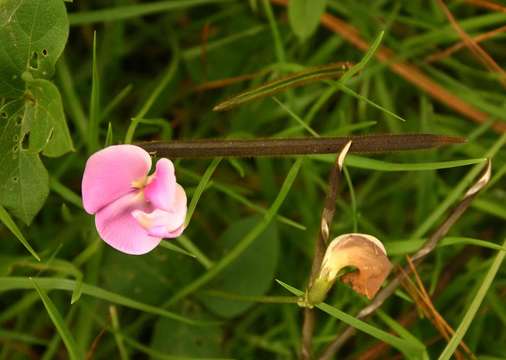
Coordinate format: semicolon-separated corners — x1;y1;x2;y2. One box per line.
305;233;392;306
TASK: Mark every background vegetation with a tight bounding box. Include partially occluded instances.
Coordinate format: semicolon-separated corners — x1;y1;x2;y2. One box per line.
0;0;505;359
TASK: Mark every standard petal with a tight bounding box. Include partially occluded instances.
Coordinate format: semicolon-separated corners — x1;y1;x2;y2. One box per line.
132;185;187;238
95;192;161;255
82;145;152;214
144;158;176;211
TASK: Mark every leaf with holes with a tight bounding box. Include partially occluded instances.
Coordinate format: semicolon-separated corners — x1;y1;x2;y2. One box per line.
0;101;49;224
0;0;69;97
288;0;327;41
25;79;74;156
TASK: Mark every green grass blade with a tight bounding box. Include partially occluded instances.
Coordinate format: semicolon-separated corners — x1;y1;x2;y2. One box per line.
261;0;286;64
69;0;234;25
125;38;179;144
413;133;506;239
158;240;198;259
438;238;506;360
213;62;350;111
0;277;213;326
177;235;214;269
272;97;319;137
88;32;100;153
31;278;82;360
50;178;83;208
109;306;129;360
276;280;424;357
313;155;486;171
386;237;506;256
0;205;40;261
303;31;385;126
166;158;303;307
185;158;222;227
340;31;385;83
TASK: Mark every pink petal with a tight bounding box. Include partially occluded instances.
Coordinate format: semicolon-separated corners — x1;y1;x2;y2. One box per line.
132;184;187;238
144;158;176;211
95;191;161;255
82;145;152;214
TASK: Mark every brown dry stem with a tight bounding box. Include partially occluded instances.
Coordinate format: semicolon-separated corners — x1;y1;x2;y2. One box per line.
425;25;506;63
436;0;506;88
300;141;351;360
317;160;491;360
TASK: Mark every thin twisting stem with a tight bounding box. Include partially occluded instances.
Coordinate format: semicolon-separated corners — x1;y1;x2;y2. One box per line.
318;160;492;360
301;141;352;360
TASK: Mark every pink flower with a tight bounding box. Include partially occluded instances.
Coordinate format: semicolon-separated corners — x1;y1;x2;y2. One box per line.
82;145;187;255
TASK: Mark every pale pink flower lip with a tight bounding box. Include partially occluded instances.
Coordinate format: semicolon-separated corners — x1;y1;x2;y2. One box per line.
82;145;187;255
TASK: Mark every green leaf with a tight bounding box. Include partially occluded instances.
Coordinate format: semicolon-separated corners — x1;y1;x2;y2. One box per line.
0;0;69;97
0;81;72;224
0;101;49;224
200;216;279;318
31;278;82;360
151;310;223;358
288;0;327;41
26;79;74;156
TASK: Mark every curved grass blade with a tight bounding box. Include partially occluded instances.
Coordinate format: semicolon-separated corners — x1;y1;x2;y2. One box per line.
185;158;222;227
386;237;506;256
159;240;198;258
0;205;40;261
31;278;82;360
276;280;424;357
314;155;485;172
166;158;303;306
213;62;353;111
0;277;214;326
69;0;234;25
438;238;506;360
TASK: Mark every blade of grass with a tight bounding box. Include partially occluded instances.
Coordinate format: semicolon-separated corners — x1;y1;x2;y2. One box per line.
272;97;320;137
158;240;198;259
185;158;222;227
101;84;133;121
0;329;49;346
213;62;351;111
180;167;305;230
109;306;129;360
165;158;302;307
31;278;82;360
314;155;485;171
56;56;87;139
0;277;212;326
50;178;83;209
413;133;506;239
69;0;234;25
176;235;214;269
125;37;179;144
386;236;506;256
0;205;40;261
304;31;384;126
88;32;100;153
438;238;506;360
276;280;424;357
262;0;286;64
